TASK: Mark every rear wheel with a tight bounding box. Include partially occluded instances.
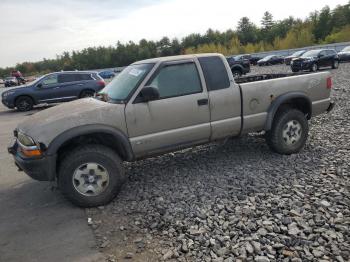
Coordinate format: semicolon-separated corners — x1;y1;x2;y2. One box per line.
292;68;299;73
80;90;95;98
266;108;308;155
58;145;126;207
15;96;33;111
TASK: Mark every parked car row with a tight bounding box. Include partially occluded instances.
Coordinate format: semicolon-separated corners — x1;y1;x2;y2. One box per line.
229;45;350;69
291;49;339;72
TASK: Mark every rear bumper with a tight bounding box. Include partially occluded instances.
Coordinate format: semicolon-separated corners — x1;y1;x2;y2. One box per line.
8;140;56;181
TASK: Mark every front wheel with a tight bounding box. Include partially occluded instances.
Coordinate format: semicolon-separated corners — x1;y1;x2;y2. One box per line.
310;63;318;72
58;145;126;207
332;60;339;69
16;96;34;111
266;108;309;155
231;70;242;78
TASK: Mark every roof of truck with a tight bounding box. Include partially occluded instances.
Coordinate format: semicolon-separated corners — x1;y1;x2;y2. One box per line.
133;53;223;64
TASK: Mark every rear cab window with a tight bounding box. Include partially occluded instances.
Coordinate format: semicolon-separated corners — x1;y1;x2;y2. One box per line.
198;56;230;91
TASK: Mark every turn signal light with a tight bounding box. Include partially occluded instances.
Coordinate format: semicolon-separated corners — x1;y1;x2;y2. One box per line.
21;148;42;157
327;77;332;89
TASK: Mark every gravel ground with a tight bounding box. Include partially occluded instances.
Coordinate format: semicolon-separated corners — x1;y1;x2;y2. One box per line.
87;63;350;262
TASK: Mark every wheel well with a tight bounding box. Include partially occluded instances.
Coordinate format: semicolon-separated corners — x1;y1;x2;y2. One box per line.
79;89;95;97
56;133;129;173
15;95;35;105
278;97;311;119
231;66;242;73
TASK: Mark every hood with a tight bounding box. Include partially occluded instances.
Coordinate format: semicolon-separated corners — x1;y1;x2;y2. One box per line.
17;98;127;147
2;84;31;92
293;56;316;62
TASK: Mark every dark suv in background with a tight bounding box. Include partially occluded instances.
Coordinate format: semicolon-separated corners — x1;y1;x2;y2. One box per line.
226;56;251;77
291;49;339;72
1;71;105;111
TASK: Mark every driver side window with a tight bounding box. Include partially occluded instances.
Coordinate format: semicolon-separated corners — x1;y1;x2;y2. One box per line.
41;75;58;86
148;62;202;99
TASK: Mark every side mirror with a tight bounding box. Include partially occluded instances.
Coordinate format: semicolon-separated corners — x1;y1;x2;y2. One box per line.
139;86;160;102
37;83;43;88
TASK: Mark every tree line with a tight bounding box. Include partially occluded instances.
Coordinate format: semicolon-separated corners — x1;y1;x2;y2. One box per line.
1;2;350;77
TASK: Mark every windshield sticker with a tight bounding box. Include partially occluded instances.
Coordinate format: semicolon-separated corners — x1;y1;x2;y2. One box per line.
129;69;143;77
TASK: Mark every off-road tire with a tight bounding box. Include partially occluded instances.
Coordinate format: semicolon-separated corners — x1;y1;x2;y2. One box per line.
266;108;309;155
15;96;34;112
58;145;125;207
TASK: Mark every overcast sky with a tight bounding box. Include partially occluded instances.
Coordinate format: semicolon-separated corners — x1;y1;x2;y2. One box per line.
0;0;348;67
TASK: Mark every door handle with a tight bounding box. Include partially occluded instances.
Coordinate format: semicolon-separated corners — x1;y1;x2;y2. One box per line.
197;98;208;106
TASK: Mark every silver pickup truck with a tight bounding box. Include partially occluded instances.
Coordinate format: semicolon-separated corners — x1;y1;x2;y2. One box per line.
8;53;334;207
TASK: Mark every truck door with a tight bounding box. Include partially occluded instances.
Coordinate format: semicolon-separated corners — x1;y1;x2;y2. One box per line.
198;56;242;140
125;60;211;157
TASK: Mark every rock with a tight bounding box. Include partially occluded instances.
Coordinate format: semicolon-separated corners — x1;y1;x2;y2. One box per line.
100;240;110;248
216;247;229;257
312;249;324;258
163;250;173;260
124;252;133;259
255;256;270;262
245;242;254;254
320;200;331;207
252;241;261;253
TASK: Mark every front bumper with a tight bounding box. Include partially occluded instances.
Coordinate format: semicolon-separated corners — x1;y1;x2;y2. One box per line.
2;98;15;108
291;61;312;71
8;140;56;181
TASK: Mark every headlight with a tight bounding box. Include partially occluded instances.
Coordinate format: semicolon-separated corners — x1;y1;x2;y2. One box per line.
17;131;42;157
2;91;15;98
17;131;36;146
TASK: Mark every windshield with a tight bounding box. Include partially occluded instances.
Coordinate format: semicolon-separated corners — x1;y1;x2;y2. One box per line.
99;63;154;102
291;50;305;57
261;55;274;61
341;46;350;52
301;50;320;58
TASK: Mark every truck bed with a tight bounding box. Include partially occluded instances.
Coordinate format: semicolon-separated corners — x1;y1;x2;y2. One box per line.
235;72;311;84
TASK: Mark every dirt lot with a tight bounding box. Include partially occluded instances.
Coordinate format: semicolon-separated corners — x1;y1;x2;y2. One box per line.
86;63;350;262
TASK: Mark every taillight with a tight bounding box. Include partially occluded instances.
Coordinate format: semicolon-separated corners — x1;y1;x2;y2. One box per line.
97;80;105;87
326;77;332;89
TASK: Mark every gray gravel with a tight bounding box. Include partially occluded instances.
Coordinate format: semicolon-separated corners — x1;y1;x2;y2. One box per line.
87;63;350;262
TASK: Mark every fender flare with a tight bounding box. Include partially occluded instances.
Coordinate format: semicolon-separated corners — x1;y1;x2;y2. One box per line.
46;124;134;161
265;91;312;131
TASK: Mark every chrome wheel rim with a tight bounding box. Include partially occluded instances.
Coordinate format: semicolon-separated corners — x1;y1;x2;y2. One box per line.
313;64;317;71
72;163;109;196
282;120;302;146
334;61;339;68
